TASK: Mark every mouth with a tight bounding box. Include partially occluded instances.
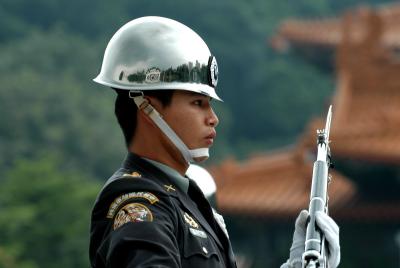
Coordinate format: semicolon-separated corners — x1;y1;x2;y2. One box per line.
205;131;217;145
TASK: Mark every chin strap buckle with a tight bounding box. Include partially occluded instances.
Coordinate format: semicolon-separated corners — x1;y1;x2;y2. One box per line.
129;91;157;116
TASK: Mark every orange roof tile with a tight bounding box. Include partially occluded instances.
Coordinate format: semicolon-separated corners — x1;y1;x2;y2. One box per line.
211;3;400;221
210;149;356;219
299;7;400;163
271;4;400;51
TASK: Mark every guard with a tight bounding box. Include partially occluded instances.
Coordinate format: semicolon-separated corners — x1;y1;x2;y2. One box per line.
89;16;341;268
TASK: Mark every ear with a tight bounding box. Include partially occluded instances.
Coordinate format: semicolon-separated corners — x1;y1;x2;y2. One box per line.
137;97;160;127
144;95;163;111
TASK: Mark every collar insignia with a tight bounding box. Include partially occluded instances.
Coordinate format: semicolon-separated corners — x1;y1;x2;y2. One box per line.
164;184;176;192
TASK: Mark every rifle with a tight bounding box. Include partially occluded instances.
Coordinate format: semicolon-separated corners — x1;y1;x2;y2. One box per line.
302;105;333;268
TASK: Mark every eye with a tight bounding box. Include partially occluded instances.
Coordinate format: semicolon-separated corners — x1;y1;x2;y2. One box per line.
193;99;203;106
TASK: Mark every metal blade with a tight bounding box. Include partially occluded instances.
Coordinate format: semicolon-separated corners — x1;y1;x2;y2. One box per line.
324;105;332;141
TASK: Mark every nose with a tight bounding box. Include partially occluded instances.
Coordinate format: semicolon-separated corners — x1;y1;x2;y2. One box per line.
207;108;219;127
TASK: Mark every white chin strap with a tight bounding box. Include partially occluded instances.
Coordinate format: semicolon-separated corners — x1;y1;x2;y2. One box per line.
131;93;209;163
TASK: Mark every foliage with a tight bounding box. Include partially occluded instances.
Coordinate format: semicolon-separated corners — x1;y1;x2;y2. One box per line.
0;0;395;170
0;156;100;268
0;27;125;177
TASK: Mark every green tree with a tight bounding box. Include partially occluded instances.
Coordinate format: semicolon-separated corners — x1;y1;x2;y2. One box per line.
0;156;101;268
0;27;127;178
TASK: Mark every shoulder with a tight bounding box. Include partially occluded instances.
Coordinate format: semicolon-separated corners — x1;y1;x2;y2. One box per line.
101;170;168;200
92;170;179;229
90;171;183;267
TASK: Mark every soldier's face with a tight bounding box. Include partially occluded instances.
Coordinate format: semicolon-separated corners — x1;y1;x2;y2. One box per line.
158;90;219;151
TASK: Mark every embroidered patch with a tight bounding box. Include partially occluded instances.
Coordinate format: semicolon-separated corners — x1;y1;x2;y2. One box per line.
113;203;153;230
107;192;159;218
189;228;207;238
183;212;199;228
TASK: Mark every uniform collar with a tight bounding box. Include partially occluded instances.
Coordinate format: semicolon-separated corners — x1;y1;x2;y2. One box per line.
142;157;189;194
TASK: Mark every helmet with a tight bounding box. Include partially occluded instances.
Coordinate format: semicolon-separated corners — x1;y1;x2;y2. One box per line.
95;17;220;163
94;16;221;101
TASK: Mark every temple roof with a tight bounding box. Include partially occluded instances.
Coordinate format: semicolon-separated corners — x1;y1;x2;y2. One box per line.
210;149;356;220
211;3;400;222
271;4;400;51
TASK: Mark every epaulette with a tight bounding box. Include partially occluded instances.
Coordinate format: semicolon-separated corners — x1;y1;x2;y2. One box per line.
121;171;142;178
100;169;179;209
118;171;178;197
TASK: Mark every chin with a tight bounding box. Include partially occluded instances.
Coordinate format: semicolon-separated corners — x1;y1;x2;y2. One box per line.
193;156;209;162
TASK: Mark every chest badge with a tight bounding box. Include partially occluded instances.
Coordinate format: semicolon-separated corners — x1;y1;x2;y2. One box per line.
183;212;199;229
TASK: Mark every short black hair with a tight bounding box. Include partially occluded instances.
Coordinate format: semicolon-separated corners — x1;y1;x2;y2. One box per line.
114;89;174;147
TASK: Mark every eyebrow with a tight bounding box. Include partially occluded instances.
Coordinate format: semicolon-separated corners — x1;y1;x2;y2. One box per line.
188;92;203;97
186;92;213;102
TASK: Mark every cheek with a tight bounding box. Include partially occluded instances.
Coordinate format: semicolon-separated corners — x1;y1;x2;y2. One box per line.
167;107;198;127
175;113;198;133
166;110;202;140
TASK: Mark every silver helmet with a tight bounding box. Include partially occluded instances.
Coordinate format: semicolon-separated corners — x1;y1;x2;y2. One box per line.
94;16;221;101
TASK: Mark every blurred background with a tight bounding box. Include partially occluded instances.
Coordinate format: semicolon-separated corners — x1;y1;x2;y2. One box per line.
0;0;399;267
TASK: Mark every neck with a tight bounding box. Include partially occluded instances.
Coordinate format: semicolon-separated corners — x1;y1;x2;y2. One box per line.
129;127;189;176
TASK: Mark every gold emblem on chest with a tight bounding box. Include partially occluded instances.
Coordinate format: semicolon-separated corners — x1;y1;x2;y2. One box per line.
183;212;199;228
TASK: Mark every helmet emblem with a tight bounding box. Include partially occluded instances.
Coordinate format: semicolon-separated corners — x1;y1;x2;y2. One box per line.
145;68;161;83
208;56;218;88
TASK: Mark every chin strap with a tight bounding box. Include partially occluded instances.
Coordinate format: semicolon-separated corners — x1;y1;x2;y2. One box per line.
130;93;209;163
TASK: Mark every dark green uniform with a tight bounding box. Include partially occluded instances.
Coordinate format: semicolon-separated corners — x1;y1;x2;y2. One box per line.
89;152;236;267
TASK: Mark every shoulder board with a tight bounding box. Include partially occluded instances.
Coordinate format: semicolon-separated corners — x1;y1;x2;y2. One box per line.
121;171;142;178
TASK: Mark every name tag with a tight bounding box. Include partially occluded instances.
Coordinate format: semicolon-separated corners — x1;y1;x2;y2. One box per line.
189;228;207;238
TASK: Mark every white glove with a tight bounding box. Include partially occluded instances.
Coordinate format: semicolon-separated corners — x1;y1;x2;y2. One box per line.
281;210;340;268
315;211;340;267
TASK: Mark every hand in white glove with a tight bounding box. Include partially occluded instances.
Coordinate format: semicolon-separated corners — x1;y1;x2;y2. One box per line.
315;211;340;267
281;210;340;268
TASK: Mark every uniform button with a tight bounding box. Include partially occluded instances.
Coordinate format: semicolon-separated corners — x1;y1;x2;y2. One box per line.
202;247;208;254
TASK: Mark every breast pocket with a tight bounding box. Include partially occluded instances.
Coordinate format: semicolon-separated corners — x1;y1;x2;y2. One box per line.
181;224;223;268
